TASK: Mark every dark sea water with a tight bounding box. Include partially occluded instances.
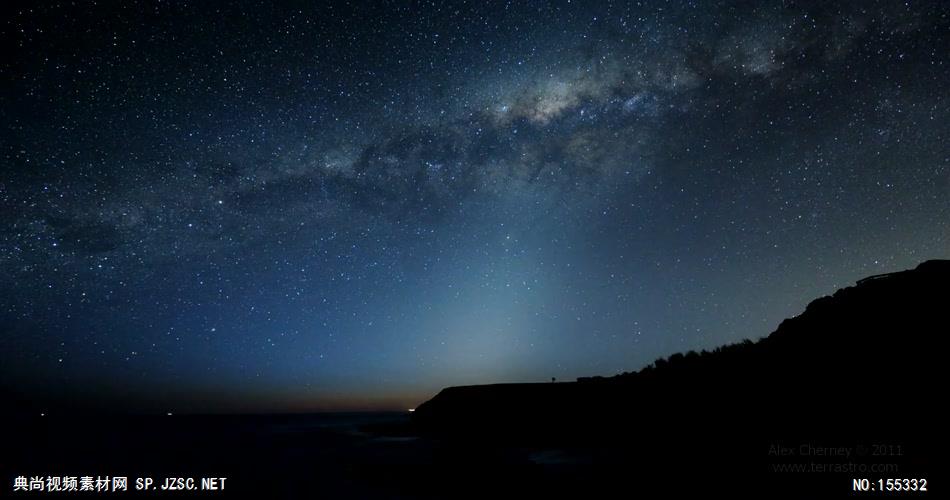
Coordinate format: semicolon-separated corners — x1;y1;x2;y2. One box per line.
6;411;919;498
1;413;592;499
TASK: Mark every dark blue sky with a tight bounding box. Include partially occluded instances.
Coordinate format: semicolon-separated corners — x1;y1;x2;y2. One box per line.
2;0;947;413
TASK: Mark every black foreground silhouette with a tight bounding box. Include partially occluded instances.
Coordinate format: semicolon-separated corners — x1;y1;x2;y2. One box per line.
408;260;943;497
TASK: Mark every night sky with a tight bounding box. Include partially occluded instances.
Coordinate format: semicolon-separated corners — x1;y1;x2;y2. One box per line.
2;1;947;413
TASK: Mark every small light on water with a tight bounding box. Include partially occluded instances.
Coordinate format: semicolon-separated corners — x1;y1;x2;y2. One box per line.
407;408;415;413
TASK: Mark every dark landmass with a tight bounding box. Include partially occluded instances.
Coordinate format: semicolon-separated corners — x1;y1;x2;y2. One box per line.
409;260;945;496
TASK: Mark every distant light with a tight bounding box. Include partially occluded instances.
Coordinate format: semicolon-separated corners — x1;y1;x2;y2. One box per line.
40;413;45;417
407;408;415;413
167;412;173;416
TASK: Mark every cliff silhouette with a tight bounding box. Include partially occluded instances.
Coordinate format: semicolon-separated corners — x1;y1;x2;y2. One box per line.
409;260;944;495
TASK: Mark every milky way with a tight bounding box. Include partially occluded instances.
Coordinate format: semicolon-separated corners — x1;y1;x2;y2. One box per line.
2;1;948;412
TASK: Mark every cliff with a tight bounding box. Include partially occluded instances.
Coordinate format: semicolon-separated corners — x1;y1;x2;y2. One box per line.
412;260;946;443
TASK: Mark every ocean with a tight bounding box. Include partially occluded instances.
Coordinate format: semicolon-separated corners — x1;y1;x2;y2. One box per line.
2;412;592;498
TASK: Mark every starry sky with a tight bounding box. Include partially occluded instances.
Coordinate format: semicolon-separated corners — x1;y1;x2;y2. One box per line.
2;1;947;413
